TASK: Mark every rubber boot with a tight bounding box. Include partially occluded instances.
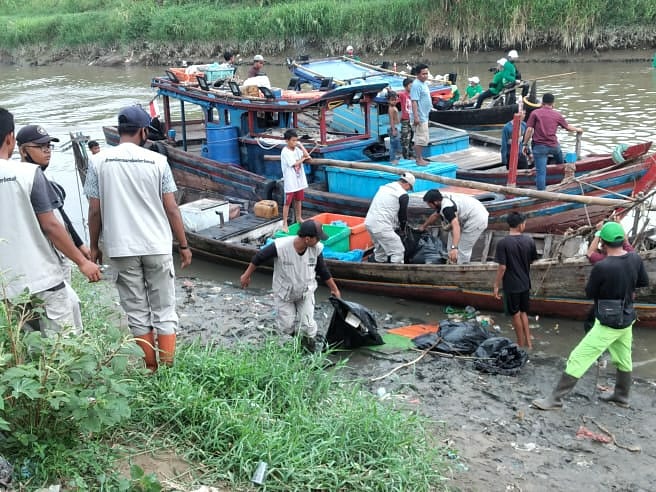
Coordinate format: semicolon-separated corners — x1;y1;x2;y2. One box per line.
157;333;177;367
600;370;631;408
134;331;158;372
532;372;579;410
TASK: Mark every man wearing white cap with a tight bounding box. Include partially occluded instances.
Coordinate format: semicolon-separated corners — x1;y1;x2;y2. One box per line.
364;172;415;263
507;50;522;80
474;58;508;109
248;54;265;78
345;45;360;61
461;76;483;106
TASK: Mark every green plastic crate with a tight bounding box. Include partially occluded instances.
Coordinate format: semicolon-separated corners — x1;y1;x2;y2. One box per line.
274;223;351;252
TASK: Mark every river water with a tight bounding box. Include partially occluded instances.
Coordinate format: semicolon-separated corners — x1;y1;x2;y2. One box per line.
2;58;656;376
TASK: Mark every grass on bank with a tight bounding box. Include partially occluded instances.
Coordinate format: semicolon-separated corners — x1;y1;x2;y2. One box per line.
0;274;452;490
1;0;656;52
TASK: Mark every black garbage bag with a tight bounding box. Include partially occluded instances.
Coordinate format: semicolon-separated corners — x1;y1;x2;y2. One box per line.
326;297;384;349
363;141;389;161
412;320;491;355
402;227;425;263
473;337;528;376
409;233;447;264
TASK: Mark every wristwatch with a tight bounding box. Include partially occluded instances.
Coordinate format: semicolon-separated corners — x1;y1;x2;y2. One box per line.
451;245;458;250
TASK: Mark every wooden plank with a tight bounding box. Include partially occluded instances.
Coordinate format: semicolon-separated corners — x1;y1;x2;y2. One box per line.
479;231;494;264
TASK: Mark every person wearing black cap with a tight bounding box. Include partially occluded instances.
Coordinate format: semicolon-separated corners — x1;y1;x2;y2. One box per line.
533;222;648;410
419;189;489;264
17;125;91;261
17;124;92;331
0;109;101;335
365;173;415;263
240;220;341;353
84;105;191;371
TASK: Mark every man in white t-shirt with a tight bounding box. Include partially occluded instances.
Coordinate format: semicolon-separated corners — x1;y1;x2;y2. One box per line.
85;105;191;372
280;129;311;232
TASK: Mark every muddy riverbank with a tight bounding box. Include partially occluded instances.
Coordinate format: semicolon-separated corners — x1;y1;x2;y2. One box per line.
174;276;656;492
1;43;655;68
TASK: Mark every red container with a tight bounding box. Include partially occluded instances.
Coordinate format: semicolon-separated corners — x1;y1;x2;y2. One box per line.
310;213;373;251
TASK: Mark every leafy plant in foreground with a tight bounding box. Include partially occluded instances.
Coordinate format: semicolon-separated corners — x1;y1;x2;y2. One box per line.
0;285;141;462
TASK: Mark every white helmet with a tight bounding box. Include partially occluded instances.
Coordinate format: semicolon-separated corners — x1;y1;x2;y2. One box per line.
508;49;519;59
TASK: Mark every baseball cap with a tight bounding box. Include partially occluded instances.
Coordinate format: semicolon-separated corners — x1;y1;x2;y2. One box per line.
253;54;265;62
346;45;354;52
497;57;508;66
468;76;480;84
599;222;625;243
508;49;519;59
298;220;328;240
118;105;151;129
16;125;60;145
400;172;415;188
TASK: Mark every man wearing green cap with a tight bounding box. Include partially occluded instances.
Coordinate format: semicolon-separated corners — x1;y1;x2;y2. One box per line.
533;221;648;410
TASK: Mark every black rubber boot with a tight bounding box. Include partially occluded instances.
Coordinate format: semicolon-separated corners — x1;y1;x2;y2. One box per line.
301;333;326;354
532;373;579;410
600;370;631;408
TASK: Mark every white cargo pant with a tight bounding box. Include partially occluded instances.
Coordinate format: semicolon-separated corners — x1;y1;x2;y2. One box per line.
448;218;488;264
274;290;317;338
367;226;405;263
34;284;78;336
110;254;178;336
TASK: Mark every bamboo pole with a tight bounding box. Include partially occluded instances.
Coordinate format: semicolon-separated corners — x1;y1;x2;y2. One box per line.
532;72;576;81
306;158;636;207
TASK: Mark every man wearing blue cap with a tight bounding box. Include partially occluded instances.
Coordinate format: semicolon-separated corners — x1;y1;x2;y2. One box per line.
85;105;191;371
533;222;648;410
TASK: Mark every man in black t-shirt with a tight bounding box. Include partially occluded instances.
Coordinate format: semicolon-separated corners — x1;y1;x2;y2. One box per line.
493;212;538;349
533;222;649;410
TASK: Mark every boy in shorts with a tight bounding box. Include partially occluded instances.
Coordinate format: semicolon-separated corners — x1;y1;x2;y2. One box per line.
280;129;311;232
493;212;538;348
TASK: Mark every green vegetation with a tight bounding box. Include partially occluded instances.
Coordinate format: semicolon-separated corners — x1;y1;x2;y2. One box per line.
1;0;655;53
0;275;450;490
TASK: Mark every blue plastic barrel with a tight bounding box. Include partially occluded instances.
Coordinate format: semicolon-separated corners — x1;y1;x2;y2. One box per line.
203;123;240;165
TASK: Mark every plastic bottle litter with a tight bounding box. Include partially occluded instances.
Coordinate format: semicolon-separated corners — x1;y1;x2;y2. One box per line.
251;461;268;486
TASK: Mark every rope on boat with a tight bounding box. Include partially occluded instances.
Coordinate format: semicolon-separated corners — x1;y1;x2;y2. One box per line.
572;176;634;201
256;137;281;150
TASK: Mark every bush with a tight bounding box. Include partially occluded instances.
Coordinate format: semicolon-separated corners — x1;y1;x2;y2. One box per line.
0;284;141;482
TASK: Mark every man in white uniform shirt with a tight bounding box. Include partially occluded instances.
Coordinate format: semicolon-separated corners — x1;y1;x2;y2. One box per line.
364;172;415;264
0;108;100;334
85;105;191;371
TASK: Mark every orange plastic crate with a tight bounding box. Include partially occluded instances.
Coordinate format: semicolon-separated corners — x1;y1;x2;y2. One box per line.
311;213;373;251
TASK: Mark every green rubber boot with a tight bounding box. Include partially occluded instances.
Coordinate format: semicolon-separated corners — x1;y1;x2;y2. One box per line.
532;373;579;410
600;370;631;408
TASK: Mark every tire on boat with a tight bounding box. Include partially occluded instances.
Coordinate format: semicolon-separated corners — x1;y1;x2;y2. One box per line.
256;179;278;201
474;192;506;204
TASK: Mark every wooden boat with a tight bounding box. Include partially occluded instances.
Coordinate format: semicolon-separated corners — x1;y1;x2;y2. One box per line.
69;137;656;327
455;141;653;187
177;201;656;328
101;122;656;235
289;56;536;128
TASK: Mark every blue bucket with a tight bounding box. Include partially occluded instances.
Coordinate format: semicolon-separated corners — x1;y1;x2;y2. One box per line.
565;152;577;163
203;123;240;165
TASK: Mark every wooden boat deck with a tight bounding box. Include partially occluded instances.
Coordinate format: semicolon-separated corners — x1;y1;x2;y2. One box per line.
428;145;501;171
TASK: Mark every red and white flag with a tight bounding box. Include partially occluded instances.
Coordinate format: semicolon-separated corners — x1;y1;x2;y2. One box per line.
148;99;160;119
